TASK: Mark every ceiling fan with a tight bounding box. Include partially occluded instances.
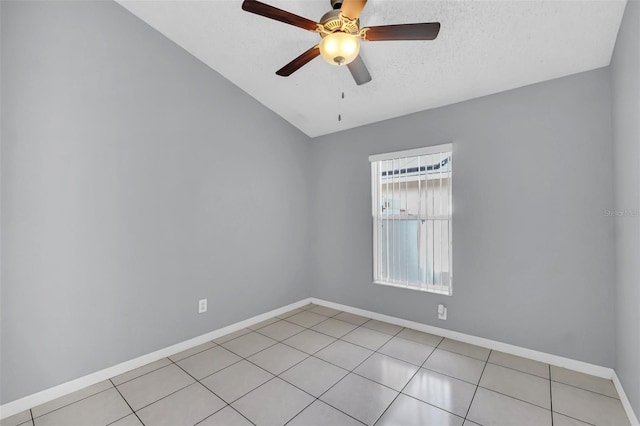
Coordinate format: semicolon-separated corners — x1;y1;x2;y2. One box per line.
241;0;441;85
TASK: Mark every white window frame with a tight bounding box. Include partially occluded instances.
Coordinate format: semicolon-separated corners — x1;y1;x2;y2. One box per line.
370;143;453;295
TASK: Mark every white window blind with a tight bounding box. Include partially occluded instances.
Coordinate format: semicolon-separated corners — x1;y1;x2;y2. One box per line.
370;144;453;295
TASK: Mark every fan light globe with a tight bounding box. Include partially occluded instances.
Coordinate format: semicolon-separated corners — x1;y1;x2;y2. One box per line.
319;32;360;66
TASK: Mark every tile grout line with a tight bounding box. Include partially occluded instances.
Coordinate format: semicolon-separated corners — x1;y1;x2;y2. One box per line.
18;312;436;424
222;311;468;425
237;342;364;423
549;379;622;400
278;306;369;426
282;312;405;426
371;334;448;426
219;326;366;425
129;379;199;413
186;355;246;383
115;361;218;418
166;358;251;425
168;358;230;403
201;313;336;410
27;383;115;421
550;364;554;426
300;321;576;420
112;360;175;387
310;321;406;424
193;403;256;426
202;311;326;418
115;371;196;413
484;360;550;380
108;378;146;426
473;385;553;412
21;307;611;426
463;349;491;423
169;341;220;363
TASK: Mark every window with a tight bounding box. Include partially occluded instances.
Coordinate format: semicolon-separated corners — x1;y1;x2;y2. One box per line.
370;144;453;295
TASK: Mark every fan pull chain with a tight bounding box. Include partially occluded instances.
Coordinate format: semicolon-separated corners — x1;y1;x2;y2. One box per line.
338;91;345;122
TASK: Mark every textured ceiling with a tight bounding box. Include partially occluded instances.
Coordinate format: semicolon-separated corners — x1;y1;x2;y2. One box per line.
116;0;626;137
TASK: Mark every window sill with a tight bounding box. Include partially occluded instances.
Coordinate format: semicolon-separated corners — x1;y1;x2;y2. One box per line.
373;280;452;296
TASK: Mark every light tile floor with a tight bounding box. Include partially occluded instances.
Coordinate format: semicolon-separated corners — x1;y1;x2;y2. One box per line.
2;303;631;426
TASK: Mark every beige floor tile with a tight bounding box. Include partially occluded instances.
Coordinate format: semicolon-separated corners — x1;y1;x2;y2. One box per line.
116;364;194;410
0;410;32;426
176;346;241;379
109;414;144;426
334;312;370;326
378;336;436;366
280;356;348;397
403;368;476;417
255;320;305;341
32;380;113;417
396;328;444;347
354;353;418;391
320;374;397;425
308;305;343;317
315;340;373;371
288;400;363;426
467;388;552;426
377;394;464;426
551;366;618;398
168;341;216;362
439;339;491;361
247;343;308;375
221;332;277;358
213;328;251;345
283;329;336;354
361;319;403;336
247;317;280;331
232;378;314;426
34;388;131;426
341;327;393;351
200;360;273;403
286;311;330;328
198;406;253;426
488;351;549;379
277;308;305;319
111;359;172;386
551;381;629;425
312;318;358;338
136;383;224;426
423;349;486;384
552;412;593;426
480;363;551;409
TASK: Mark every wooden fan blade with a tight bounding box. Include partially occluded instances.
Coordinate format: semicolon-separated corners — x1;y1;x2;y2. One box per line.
347;55;372;85
362;22;440;41
276;45;321;76
242;0;318;32
340;0;367;20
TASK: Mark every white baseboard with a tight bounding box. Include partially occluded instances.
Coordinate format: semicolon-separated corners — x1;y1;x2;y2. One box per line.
310;298;614;378
311;297;639;424
613;371;640;426
3;296;637;425
0;298;312;420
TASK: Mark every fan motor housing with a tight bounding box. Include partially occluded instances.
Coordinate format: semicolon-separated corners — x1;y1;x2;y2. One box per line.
320;9;360;35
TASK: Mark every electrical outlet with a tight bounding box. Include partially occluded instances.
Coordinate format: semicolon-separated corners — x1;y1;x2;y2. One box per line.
198;299;207;314
438;303;447;320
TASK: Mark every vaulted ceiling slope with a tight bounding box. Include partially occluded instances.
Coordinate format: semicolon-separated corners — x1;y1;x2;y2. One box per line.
116;0;626;138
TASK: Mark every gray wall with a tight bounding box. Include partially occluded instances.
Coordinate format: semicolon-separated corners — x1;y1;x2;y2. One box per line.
611;0;640;416
310;68;616;367
0;1;311;403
